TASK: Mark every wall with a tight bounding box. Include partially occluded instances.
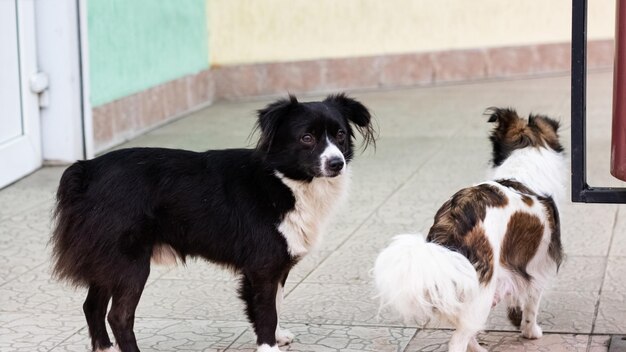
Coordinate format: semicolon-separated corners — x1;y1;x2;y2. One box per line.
209;0;615;65
88;0;209;107
88;0;616;152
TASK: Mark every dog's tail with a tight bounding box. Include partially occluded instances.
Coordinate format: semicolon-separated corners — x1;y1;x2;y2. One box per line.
373;234;479;324
50;161;90;286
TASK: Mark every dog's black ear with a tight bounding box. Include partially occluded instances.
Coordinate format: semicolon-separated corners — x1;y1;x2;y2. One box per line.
485;107;520;127
325;93;376;150
255;95;298;152
544;117;560;133
529;114;561;133
485;107;530;166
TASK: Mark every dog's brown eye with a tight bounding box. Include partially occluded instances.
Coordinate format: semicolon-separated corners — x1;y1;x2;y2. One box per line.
337;130;346;143
301;134;315;145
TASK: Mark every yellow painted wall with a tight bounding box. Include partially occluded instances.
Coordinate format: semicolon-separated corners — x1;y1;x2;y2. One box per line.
208;0;615;66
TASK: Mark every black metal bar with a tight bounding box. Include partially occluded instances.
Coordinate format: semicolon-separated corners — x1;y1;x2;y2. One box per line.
571;0;588;202
579;187;626;203
570;0;626;203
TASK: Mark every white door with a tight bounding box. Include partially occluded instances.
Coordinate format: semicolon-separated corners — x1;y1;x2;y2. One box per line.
0;0;42;188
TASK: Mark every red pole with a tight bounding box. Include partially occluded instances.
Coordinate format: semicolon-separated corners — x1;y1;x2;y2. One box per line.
612;0;626;181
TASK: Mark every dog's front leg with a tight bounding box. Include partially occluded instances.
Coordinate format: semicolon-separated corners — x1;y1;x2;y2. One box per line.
241;274;281;352
275;279;294;346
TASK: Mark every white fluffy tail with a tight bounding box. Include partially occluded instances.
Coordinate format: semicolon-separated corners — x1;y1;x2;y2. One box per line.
373;234;480;324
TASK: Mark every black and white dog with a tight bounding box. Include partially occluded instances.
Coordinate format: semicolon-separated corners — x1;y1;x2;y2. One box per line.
51;94;375;352
374;108;565;352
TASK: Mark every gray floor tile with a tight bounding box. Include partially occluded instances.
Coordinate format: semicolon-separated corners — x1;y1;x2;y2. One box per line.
0;166;63;219
226;323;415;352
589;335;612;352
137;279;247;321
1;203;54;239
487;290;597;334
1;72;624;351
157;259;242;282
157;249;333;285
281;283;407;327
404;330;606;352
56;319;249;352
0;313;84;352
601;256;626;292
0;258;44;287
0;269;84;317
552;256;606;292
304;247;376;285
287;250;335;283
0;265;171;318
594;290;626;334
609;205;626;257
560;203;617;256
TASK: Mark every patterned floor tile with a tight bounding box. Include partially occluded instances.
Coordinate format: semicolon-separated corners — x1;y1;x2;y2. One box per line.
594;291;626;334
0;72;623;352
404;330;606;352
137;279;248;321
0;220;52;286
1;203;55;234
0;166;61;220
55;319;249;352
0;269;85;317
552;256;606;292
588;335;612;352
157;259;242;282
602;256;626;292
487;290;598;334
0;313;84;352
609;205;626;257
0;256;46;287
304;242;380;284
281;283;408;327
560;203;617;256
0;265;172;318
156;249;332;285
226;324;415;352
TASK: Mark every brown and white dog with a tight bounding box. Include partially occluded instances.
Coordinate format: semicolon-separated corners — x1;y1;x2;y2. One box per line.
373;108;565;352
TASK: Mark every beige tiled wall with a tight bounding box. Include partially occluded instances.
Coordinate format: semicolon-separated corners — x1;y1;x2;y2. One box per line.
92;40;613;152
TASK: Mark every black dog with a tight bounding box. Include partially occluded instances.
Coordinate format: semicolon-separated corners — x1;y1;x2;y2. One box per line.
51;94;375;352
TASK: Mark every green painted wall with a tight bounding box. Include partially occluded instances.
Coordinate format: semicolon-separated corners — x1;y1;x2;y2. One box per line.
88;0;209;106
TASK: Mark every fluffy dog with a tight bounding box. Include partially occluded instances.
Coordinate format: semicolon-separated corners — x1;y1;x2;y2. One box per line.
51;94;375;352
374;108;565;352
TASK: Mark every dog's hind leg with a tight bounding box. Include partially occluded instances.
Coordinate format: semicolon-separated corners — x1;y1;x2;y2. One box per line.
449;291;493;352
520;285;543;339
107;262;150;352
240;273;281;352
448;328;478;352
468;337;487;352
83;284;114;351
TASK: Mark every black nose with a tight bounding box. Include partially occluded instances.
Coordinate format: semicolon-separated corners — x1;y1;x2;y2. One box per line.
327;157;344;172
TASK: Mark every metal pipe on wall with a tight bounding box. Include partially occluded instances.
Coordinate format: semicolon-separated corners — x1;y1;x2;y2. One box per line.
612;0;626;181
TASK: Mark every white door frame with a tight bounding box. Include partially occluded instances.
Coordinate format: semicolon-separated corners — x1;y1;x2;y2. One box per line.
35;0;94;163
0;0;42;188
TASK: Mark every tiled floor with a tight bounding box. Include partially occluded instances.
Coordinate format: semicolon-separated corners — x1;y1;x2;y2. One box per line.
1;71;624;351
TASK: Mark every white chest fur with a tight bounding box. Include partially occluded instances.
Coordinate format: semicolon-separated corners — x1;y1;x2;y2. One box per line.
276;170;350;257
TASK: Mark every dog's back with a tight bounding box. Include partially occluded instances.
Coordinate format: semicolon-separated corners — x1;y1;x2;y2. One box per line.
50;147;286;287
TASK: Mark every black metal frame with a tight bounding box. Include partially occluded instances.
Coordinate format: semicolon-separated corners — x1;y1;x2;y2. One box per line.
571;0;626;203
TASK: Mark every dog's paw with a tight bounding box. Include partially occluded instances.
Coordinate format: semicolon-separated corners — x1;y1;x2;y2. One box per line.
256;344;281;352
521;323;543;339
95;345;120;352
276;328;295;346
468;337;488;352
